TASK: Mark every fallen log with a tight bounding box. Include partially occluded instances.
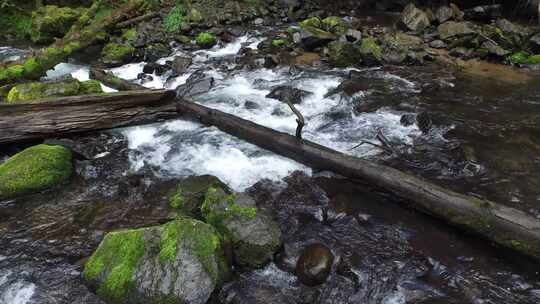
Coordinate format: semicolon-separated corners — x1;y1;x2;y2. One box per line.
0;90;177;144
176;99;540;260
89;68;146;91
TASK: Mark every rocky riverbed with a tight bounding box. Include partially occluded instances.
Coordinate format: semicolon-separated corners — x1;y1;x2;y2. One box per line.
2;1;540;303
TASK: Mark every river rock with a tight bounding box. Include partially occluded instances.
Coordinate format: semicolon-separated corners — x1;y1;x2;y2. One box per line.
30;5;81;44
327;41;362;67
359;37;383;66
429;39;447;49
101;43;135;67
142;62;168;76
298;28;337;51
295;243;334;286
530;33;540;54
170;56;193;75
438;21;475;40
266;86;312;104
400;3;430;32
0;145;72;201
202;187;282;268
481;41;510;58
435;6;454;24
83;218;230;304
144;43;171;62
464;5;502;22
169;175;229;218
176;71;215;98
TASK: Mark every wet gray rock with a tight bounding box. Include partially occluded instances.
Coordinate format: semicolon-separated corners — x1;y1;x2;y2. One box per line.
295;243;334;286
343;29;362;43
143;62;168;76
266;86;312;104
429;39;447;49
170;56;193;75
438;21;475;40
529;33;540;53
143;43;171;62
83;218;229;304
298;29;337;51
481;41;510;58
202;188;282;268
176;70;215;98
400;3;430;32
168;175;229;218
137;73;154;84
464;5;502;22
435;6;454;24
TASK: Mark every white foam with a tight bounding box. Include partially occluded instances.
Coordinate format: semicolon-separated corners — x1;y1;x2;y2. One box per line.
46;63;89;80
0;281;35;304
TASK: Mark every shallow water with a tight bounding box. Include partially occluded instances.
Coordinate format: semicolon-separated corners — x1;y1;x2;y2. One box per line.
2;31;540;303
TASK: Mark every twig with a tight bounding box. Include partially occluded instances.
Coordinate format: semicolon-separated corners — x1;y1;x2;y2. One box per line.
285;101;305;140
349;140;391;153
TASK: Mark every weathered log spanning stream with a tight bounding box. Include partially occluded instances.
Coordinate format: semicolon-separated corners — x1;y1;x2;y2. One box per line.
1;90;540;260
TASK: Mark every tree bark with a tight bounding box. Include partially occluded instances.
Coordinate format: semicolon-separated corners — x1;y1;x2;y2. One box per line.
176;99;540;260
89;68;146;91
0;90;177;144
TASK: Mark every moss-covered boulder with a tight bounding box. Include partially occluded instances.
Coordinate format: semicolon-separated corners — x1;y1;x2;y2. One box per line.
6;77;103;103
400;3;430;32
169;175;229;218
196;32;217;49
0;145;72;201
83;218;230;304
359;37;383;66
321;16;348;35
31;5;82;44
101;43;135;67
202;187;282;268
327;41;362;67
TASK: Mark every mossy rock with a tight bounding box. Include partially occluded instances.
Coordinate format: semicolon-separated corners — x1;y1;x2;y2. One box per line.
83;218;229;304
327;41;362;67
272;39;287;48
0;145;72;201
101;43;135;67
299;17;322;30
202;187;282;268
322;16;348;35
359;37;383;66
196;32;217;49
30;5;82;44
169;175;230;218
6;77;102;103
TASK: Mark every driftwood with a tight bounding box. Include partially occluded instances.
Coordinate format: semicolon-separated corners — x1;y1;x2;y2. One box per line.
176;99;540;260
90;68;146;91
0;90;177;144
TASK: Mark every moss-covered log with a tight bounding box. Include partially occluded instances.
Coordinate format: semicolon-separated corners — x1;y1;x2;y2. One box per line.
89;67;145;91
176;99;540;261
0;0;149;86
0;90;177;144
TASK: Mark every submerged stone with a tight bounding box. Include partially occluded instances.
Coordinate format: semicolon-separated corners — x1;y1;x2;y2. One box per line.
202;187;282;268
295;243;334;286
0;145;72;200
83;218;229;304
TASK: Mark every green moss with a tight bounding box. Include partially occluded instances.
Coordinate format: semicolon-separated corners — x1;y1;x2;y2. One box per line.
79;80;103;94
163;5;184;33
101;43;134;65
0;8;32;40
322;16;347;35
30;5;82;44
0;65;25;83
83;228;146;301
22;58;43;79
201;187;257;235
272;39;287;47
508;51;540;65
299;17;322;29
38;47;68;70
158;219;227;284
7;78;81;102
359;37;383;63
0;145;72;200
121;28;137;42
196;32;217;48
169;186;185;209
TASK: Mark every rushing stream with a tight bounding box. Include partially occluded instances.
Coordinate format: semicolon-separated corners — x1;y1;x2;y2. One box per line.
2;31;540;303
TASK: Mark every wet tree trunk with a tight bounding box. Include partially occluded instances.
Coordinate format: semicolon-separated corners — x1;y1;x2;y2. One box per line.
0;90;177;144
176;99;540;260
